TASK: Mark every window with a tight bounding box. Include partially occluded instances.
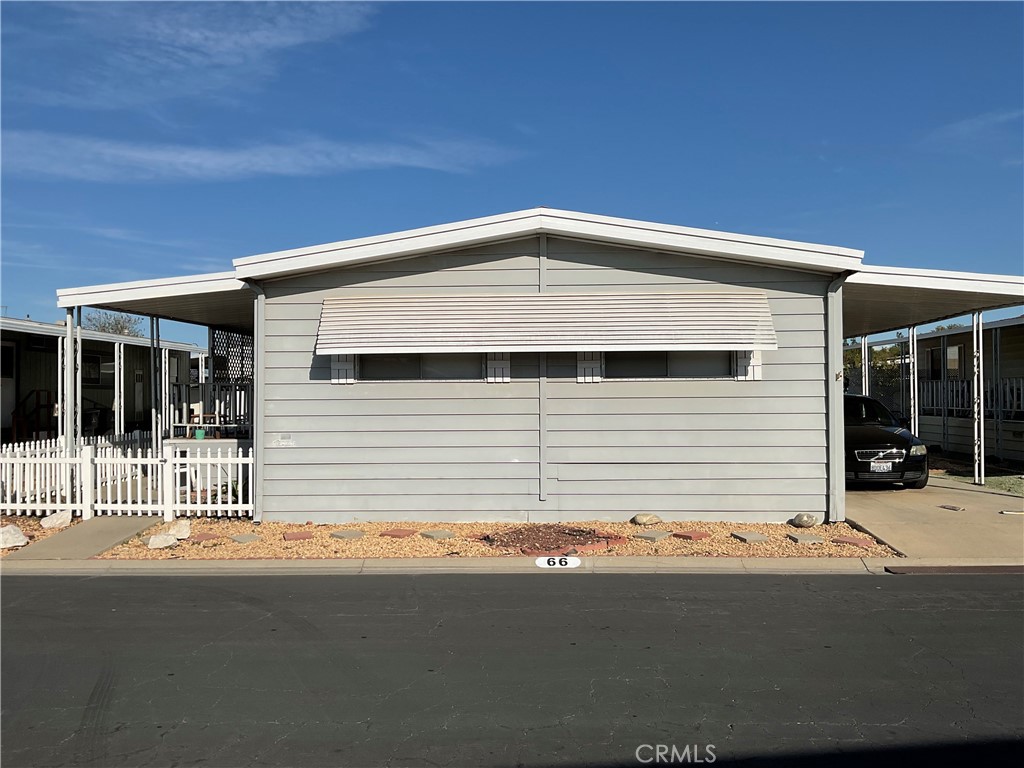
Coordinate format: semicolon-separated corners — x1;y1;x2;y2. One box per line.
358;353;483;381
0;344;14;379
604;351;734;379
946;345;963;380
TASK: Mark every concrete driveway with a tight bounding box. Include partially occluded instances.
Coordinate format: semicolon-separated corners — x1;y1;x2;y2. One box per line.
846;477;1024;561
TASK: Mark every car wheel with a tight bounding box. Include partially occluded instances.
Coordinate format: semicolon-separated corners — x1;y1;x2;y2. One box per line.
904;473;929;490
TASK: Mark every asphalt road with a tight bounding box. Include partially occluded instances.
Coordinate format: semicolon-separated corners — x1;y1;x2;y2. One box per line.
2;574;1022;767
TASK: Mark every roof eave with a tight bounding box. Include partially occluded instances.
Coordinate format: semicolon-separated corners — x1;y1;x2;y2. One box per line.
233;208;864;281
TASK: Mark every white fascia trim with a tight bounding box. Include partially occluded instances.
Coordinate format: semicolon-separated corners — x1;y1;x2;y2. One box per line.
233;207;864;280
233;210;547;278
848;266;1024;296
57;271;248;309
0;318;204;352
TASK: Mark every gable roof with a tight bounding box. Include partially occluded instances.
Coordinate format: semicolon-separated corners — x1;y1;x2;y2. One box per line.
232;207;865;280
54;208;1022;337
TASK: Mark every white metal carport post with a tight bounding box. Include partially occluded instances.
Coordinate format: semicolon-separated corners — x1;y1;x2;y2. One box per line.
62;308;76;449
860;337;869;395
909;326;919;436
973;312;985;485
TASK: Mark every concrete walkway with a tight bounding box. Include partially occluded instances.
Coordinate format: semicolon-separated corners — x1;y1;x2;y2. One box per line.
847;482;1024;560
3;517;158;561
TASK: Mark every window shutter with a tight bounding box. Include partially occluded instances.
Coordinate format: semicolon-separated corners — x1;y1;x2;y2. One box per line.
577;351;603;383
331;354;355;385
734;350;762;381
486;352;510;383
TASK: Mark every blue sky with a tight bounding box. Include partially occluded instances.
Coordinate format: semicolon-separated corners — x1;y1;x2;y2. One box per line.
2;0;1022;345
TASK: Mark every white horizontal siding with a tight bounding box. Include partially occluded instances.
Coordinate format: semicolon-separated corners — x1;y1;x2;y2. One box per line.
261;235;829;523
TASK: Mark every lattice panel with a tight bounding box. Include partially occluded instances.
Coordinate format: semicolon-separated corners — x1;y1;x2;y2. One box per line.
211;329;254;383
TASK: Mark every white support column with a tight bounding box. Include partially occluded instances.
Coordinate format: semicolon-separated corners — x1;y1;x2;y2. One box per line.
156;320;164;450
57;326;65;442
860;337;869;396
75;307;82;440
909;327;919;436
973;312;985;485
149;317;158;454
114;342;125;434
62;308;74;449
161;347;170;432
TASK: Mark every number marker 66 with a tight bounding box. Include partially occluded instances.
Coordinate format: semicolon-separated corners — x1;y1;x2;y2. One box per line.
536;556;581;568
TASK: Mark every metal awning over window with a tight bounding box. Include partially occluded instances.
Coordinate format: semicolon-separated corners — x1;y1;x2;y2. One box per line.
315;292;777;355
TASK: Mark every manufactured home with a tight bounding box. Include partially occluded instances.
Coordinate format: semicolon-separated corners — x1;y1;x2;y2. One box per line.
27;209;1024;524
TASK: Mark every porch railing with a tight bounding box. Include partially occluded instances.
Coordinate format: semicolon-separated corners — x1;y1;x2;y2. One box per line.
920;377;1024;420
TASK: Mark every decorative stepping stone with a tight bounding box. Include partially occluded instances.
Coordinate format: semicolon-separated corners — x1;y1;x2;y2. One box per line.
787;533;824;545
603;536;628;546
283;531;314;541
731;531;768;544
380;529;417;538
673;530;711;541
635;530;672;542
571;541;608;554
40;510;73;529
167;520;190;540
833;535;873;549
190;532;223;543
230;534;260;544
420;529;455;540
1;525;29;549
331;530;364;540
147;534;178;549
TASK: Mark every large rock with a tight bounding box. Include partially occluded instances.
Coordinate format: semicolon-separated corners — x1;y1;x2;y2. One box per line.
167;520;191;540
40;510;73;529
148;534;178;549
1;525;29;549
630;513;663;526
790;513;821;529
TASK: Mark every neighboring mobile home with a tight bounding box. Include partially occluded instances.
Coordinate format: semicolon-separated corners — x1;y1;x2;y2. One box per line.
0;317;201;444
50;209;1024;524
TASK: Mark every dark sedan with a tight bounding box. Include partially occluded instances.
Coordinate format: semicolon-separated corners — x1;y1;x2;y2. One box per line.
845;394;929;488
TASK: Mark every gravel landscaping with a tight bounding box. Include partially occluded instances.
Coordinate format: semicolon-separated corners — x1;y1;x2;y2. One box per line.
1;516;80;557
96;519;899;559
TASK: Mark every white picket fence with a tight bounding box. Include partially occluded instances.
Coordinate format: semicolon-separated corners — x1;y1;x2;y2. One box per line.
1;440;253;520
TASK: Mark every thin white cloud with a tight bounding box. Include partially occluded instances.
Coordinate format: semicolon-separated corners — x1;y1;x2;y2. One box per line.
925;109;1024;141
4;1;376;109
921;109;1023;166
4;131;519;182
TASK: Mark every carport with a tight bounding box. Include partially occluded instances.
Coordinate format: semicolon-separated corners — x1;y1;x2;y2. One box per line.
841;265;1023;486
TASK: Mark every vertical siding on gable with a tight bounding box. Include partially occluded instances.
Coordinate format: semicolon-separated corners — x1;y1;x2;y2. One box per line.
260;236;829;523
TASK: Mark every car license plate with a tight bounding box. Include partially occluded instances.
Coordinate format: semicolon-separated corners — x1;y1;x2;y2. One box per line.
870;461;893;473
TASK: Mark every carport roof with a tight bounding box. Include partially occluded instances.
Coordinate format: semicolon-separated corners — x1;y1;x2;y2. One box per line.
843;266;1024;338
57;271;254;333
55;209;1023;336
